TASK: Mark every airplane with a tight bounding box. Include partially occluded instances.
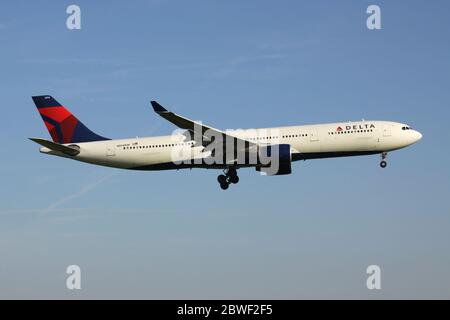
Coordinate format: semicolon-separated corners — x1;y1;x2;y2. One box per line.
30;95;422;190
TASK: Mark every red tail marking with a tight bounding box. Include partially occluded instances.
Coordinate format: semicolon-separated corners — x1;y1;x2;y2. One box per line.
60;115;78;144
44;121;60;143
39;106;72;123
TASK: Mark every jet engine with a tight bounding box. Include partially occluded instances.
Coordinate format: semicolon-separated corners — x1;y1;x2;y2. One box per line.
256;144;292;175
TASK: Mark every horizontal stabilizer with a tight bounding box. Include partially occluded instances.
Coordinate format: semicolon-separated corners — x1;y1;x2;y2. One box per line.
29;138;80;156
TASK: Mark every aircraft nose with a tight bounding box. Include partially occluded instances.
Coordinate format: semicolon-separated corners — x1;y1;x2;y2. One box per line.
414;130;423;142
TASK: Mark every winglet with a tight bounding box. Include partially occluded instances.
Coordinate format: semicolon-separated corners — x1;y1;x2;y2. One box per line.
151;101;168;113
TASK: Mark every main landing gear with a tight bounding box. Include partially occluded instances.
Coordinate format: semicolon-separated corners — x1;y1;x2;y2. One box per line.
380;152;388;168
217;168;239;190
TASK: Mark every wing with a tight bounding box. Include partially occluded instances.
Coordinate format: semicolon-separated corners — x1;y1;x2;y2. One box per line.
151;101;258;165
151;100;257;147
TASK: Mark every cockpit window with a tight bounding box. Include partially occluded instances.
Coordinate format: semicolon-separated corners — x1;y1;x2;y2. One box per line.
402;126;412;130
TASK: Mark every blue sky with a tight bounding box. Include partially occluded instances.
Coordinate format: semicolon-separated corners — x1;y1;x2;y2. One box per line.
1;0;450;298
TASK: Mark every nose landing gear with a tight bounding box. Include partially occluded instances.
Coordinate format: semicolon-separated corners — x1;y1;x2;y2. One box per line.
217;168;239;190
380;152;388;168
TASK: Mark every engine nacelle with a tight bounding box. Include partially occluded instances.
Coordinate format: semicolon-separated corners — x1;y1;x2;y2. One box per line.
256;144;292;175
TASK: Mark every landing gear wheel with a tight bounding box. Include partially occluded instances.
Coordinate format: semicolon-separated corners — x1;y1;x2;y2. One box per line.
229;175;239;184
218;168;239;189
379;152;388;168
220;182;229;190
217;174;227;184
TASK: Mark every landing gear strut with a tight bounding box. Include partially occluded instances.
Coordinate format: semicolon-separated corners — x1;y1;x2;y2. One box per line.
217;168;239;190
380;152;388;168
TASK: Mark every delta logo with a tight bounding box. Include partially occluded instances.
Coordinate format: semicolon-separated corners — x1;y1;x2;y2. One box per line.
336;124;376;131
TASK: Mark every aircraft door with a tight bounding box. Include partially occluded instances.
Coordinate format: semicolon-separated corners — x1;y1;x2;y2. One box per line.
308;129;321;152
106;144;116;156
310;129;319;142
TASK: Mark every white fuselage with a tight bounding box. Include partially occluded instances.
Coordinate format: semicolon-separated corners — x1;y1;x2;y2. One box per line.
39;120;422;170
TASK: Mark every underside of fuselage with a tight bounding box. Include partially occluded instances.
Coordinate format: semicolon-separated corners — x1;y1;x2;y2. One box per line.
128;150;383;171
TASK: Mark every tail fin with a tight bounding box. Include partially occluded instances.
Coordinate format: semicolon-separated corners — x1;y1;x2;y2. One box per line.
32;95;109;144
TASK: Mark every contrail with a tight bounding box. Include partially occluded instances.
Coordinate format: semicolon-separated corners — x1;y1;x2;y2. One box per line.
40;172;115;216
32;124;161;217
